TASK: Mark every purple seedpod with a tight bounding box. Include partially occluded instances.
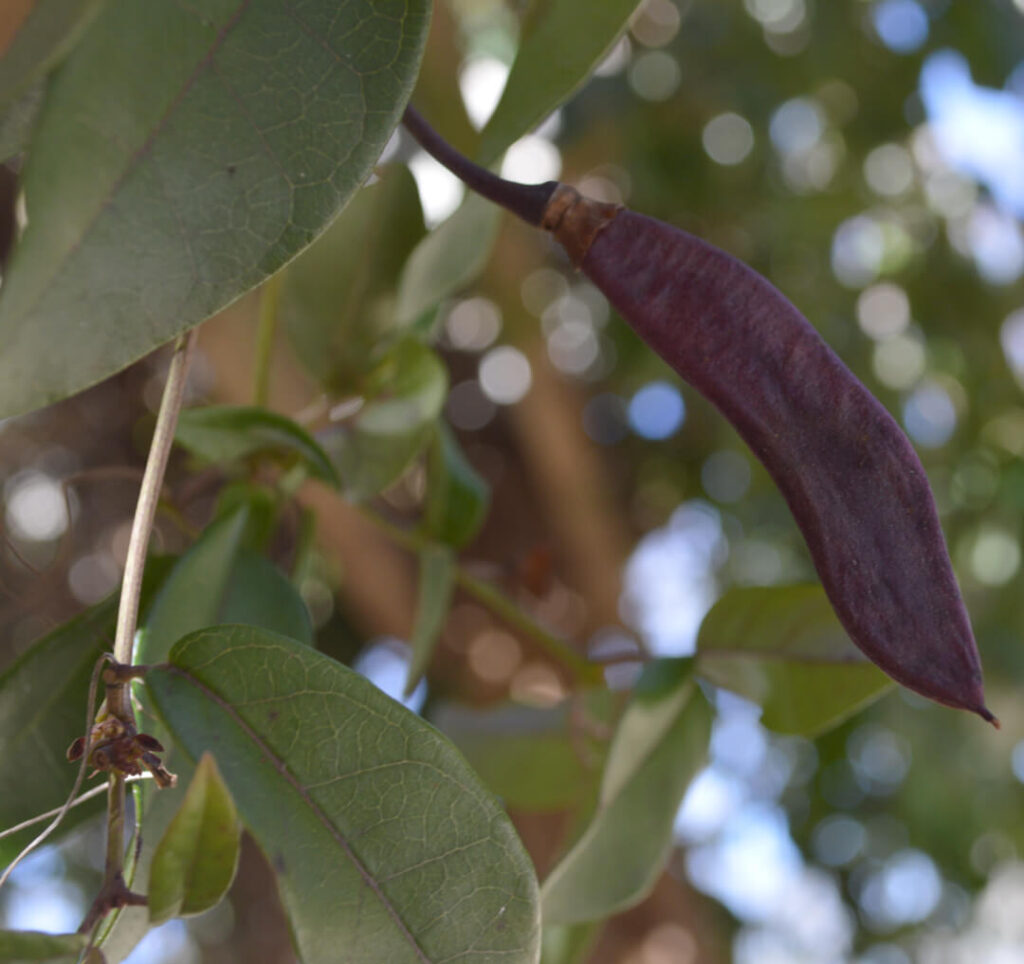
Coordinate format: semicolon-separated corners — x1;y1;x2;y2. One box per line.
400;107;994;722
544;186;992;722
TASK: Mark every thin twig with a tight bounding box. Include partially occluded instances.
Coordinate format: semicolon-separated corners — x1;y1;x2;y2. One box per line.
112;333;196;674
80;331;195;932
0;775;152;841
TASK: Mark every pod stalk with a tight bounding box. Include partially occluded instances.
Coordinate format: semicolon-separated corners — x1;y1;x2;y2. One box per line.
401;106;557;227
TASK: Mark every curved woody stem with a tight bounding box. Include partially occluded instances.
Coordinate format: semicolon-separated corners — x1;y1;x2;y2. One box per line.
401;106;556;226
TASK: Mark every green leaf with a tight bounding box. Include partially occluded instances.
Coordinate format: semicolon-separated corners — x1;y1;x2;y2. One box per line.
148;752;241;924
404;545;456;696
322;338;448;500
478;0;642;163
0;0;430;418
175;405;340;488
0;558;172;865
695;584;892;737
0;929;86;963
432;690;615;812
211;481;280;552
220;551;314;647
147;626;541;964
0;0;103;110
281;164;426;391
423;423;490;548
541;659;710;924
137;508;249;666
395;192;502;327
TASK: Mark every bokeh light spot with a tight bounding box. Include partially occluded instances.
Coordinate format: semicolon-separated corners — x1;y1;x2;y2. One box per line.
4;471;69;543
903;381;957;447
702;112;756;166
479;346;532;405
857;283;911;340
864;143;915;196
968;527;1020;586
445;297;502;352
459;57;509;128
871;0;929;54
628;381;685;439
628;50;682;101
872;333;926;389
701;450;752;503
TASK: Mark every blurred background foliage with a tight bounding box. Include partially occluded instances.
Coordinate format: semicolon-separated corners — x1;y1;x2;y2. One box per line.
2;0;1024;962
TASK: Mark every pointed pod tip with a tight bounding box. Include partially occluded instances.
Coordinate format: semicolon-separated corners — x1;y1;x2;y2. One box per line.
977;705;1000;728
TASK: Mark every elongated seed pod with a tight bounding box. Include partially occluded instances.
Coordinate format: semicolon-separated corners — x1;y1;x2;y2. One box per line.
401;109;993;722
542;186;991;721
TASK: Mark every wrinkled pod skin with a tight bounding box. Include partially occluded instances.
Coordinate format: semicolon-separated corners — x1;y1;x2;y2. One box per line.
542;185;992;722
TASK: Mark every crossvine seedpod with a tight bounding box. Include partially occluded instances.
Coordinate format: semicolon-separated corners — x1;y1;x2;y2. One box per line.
402;108;994;723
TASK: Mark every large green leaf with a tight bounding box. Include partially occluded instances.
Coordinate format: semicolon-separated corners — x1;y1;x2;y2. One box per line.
0;929;85;963
322;338;448;500
478;0;642;162
148;752;240;924
0;0;431;418
541;660;710;924
147;626;541;964
395;192;502;327
175;404;340;488
281;164;426;390
0;0;103;110
695;584;892;737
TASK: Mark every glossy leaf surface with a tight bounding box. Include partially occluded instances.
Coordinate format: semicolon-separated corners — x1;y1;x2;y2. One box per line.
0;0;430;418
147;626;541;964
541;660;710;923
696;584;891;736
175;405;339;487
148;752;241;923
